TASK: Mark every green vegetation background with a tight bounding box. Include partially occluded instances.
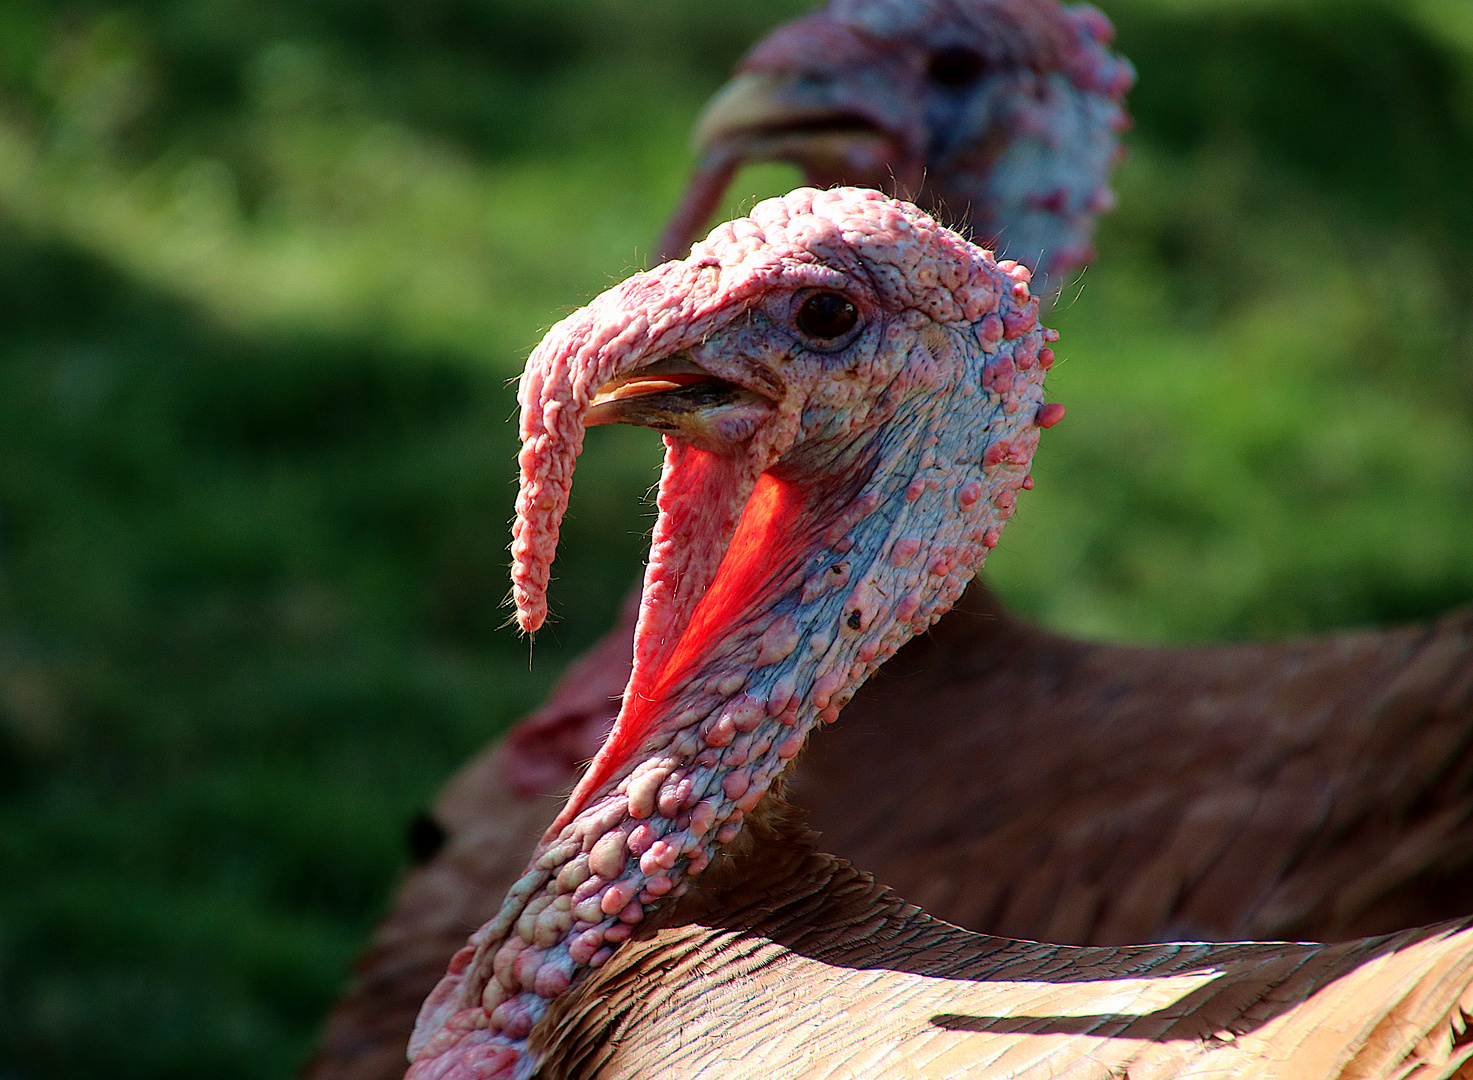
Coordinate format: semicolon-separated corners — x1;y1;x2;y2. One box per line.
0;0;1470;1075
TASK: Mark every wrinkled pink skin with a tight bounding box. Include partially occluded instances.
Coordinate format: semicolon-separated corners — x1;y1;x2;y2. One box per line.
407;188;1057;1079
659;0;1133;294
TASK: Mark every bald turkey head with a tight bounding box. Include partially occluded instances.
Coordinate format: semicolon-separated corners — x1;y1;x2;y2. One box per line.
657;0;1134;292
408;187;1057;1079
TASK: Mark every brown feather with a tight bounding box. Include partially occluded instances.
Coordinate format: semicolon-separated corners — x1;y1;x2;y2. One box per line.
536;813;1473;1079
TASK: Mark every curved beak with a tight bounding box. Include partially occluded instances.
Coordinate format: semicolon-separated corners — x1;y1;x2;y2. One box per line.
696;73;903;190
691;72;875;151
654;71;910;263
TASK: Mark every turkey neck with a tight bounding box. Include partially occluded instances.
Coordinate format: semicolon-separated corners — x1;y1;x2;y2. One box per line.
408;404;1002;1076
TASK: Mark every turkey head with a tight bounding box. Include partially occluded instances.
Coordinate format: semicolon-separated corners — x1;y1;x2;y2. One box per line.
657;0;1134;293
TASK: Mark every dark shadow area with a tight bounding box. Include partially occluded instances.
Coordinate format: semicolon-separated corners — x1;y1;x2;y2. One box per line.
913;917;1473;1041
933;1013;1131;1034
0;219;627;1079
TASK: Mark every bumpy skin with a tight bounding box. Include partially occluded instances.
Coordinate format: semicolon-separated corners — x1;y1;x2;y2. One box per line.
509;0;1126;809
657;0;1133;291
405;188;1056;1079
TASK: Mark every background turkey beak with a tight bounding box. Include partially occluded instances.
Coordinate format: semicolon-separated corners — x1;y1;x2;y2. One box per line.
655;71;903;262
692;70;898;179
692;72;826;149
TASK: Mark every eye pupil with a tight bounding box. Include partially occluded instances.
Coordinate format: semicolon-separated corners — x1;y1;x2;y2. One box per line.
796;293;859;340
927;46;985;89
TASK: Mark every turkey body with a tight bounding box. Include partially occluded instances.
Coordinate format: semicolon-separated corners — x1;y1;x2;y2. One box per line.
536;821;1473;1080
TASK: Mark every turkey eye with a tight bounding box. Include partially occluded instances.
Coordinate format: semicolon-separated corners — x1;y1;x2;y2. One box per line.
796;293;858;340
926;46;985;89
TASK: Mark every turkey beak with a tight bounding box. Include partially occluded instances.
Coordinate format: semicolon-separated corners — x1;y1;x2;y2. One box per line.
692;71;900;188
585;353;775;452
655;71;905;262
693;72;805;149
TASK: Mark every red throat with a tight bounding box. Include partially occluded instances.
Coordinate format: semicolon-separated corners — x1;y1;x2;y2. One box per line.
554;465;807;829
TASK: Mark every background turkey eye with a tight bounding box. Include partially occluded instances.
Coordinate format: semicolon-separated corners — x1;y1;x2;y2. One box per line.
926;46;985;89
796;293;858;339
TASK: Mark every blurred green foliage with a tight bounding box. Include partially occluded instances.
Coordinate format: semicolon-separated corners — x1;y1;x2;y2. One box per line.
0;1;1470;1077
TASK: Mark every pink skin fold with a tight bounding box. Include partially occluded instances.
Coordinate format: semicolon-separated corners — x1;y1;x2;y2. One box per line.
408;187;1056;1079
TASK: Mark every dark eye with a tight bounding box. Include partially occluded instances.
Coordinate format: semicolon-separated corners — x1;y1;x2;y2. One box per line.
926;46;985;89
796;293;859;340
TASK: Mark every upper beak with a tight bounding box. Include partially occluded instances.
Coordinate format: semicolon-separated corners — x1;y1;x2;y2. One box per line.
694;72;848;149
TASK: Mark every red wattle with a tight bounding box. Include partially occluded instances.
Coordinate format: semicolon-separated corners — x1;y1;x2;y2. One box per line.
554;464;808;828
649;470;807;703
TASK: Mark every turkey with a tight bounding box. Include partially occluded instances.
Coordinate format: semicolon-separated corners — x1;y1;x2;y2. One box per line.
407;187;1473;1080
653;0;1133;289
302;4;1473;1078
